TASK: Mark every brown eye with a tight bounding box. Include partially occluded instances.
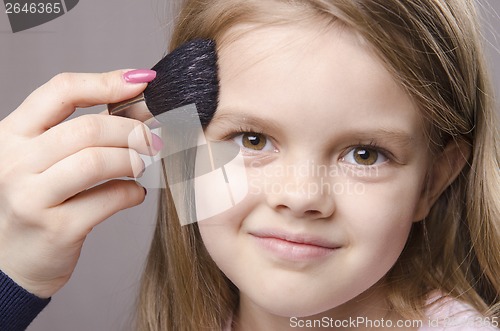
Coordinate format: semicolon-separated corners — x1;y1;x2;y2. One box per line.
242;133;267;150
353;147;378;165
342;146;389;167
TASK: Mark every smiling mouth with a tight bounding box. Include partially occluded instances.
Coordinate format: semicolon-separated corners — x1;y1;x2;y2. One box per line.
249;231;341;261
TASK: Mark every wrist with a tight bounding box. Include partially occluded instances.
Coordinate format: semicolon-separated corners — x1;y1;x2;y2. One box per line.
0;269;51;331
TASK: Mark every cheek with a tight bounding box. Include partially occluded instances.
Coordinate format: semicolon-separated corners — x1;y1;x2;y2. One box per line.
198;215;238;277
338;175;424;266
193;144;250;223
197;187;261;264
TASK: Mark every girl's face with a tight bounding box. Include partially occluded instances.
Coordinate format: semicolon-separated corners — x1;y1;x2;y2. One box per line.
199;22;432;319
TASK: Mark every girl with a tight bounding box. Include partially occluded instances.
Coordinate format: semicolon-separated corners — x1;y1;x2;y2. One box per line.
0;0;498;330
136;0;500;330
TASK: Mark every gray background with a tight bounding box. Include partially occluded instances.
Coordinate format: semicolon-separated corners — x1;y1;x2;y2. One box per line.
0;1;498;330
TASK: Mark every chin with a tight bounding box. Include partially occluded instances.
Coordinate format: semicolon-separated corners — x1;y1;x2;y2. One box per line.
250;292;348;318
265;303;333;319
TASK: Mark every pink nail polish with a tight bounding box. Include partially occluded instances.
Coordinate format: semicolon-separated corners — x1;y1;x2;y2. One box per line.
123;69;157;84
152;133;164;152
137;159;146;178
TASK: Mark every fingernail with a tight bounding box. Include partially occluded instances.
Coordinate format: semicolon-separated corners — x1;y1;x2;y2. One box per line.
123;69;156;84
137;159;146;178
136;181;147;196
151;133;164;152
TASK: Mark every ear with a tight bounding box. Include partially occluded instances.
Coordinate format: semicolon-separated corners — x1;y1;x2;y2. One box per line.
413;139;471;222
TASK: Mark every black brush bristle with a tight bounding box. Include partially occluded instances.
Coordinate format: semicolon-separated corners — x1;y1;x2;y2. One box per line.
143;39;219;127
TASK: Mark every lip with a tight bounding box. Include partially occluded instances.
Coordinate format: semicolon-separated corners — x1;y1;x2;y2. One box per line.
249;229;341;262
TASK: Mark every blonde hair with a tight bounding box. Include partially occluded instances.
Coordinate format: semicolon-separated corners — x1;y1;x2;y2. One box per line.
136;0;500;329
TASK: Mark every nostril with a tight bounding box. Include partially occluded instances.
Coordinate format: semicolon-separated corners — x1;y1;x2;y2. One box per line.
276;204;289;212
275;204;323;218
304;210;322;217
269;189;336;219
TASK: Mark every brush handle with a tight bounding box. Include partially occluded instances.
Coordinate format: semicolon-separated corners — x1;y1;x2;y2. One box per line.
108;94;160;128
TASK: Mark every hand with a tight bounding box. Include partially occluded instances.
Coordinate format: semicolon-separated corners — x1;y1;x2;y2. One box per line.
0;70;161;298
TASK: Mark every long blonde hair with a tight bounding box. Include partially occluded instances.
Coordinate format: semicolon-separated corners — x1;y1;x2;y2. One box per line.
136;1;500;329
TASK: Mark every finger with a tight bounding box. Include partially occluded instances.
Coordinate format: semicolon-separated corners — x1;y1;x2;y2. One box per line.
30;114;159;173
49;179;146;238
38;147;145;207
10;70;150;136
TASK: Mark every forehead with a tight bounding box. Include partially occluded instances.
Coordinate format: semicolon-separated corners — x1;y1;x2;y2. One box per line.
213;22;423;143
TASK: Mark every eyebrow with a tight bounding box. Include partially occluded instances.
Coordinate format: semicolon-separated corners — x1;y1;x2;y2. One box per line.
210;111;416;147
209;111;284;134
344;129;415;148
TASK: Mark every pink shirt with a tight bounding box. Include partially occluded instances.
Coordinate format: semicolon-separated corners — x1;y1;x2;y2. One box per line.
224;293;499;330
419;292;498;330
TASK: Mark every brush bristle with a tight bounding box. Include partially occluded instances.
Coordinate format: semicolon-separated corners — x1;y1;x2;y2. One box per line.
143;39;219;126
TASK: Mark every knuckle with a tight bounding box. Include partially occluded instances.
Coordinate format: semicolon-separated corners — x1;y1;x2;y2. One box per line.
71;115;102;146
4;199;26;222
100;72;122;99
79;149;105;179
50;72;76;93
5;191;44;227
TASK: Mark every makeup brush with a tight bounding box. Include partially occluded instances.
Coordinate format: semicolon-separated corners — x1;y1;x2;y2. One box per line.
109;39;245;225
108;39;219;127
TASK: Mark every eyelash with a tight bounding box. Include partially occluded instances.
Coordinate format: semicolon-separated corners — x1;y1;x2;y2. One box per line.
222;126;277;155
219;128;394;163
341;141;393;166
220;126;267;141
349;141;392;159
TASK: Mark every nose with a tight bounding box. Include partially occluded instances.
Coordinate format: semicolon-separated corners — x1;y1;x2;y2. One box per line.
264;159;336;219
